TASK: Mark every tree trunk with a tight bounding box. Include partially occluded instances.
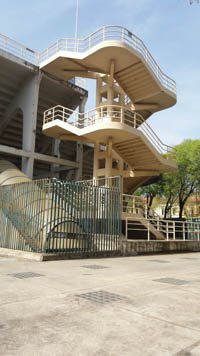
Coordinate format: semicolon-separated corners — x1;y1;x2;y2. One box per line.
179;200;184;219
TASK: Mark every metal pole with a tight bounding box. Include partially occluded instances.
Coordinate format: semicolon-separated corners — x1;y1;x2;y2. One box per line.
75;0;79;40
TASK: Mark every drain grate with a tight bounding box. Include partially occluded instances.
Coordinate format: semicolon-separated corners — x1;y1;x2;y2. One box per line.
8;272;44;279
149;260;169;264
153;277;189;286
0;324;8;329
181;257;198;260
81;265;109;270
0;257;16;262
76;290;128;304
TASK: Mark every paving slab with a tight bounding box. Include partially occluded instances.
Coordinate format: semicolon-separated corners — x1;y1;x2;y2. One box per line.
0;253;200;355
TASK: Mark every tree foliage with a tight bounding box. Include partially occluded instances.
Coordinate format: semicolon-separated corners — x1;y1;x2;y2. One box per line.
171;139;200;217
135;139;200;218
135;179;164;216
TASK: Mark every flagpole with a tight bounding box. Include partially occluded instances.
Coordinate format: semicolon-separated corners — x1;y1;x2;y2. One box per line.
75;0;79;40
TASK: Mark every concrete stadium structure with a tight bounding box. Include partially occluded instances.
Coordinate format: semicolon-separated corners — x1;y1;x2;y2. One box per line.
0;34;90;180
2;25;200;258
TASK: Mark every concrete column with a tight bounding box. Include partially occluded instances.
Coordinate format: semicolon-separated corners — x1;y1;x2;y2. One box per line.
93;142;100;179
21;73;42;178
107;84;114;122
51;139;61;179
96;77;102;107
105;138;113;178
96;77;102;120
75;98;87;181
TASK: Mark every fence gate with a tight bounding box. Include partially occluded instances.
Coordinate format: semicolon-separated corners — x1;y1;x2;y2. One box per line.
46;179;121;254
0;177;121;256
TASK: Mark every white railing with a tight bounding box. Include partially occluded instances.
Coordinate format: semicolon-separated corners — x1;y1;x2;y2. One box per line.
122;194;146;216
0;34;37;64
0;34;86;89
122;194;161;219
0;26;176;93
126;217;200;241
68;77;86;88
38;25;176;94
43;105;177;161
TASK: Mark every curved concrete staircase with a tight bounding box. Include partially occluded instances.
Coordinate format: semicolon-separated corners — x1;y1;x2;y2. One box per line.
41;25;177;193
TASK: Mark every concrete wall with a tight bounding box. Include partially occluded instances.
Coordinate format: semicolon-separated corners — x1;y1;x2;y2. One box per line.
0;50;88;180
119;238;200;256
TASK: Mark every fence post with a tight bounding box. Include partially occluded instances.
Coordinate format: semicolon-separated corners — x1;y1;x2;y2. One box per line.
126;218;128;239
147;219;150;241
183;222;185;241
145;206;148;218
173;221;176;240
167;221;169;240
121;107;123;123
53;107;55;122
134;113;136;129
103;27;105;41
157;217;159;231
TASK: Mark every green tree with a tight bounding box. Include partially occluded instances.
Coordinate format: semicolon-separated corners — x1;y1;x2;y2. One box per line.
173;139;200;218
160;139;200;218
135;139;200;219
161;173;178;218
135;179;164;216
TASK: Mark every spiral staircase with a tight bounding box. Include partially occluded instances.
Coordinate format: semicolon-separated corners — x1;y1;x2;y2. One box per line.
41;26;177;194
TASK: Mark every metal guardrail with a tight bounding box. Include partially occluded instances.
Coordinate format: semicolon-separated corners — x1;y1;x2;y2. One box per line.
0;33;37;64
122;194;145;215
43;104;177;161
38;25;176;94
0;34;86;89
0;178;121;253
77;176;121;190
126;217;200;241
0;26;176;94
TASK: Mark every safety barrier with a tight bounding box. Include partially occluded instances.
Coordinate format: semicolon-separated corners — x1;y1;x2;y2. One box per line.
44;105;177;161
0;177;121;254
0;34;86;89
38;25;176;94
126;217;200;241
0;25;176;93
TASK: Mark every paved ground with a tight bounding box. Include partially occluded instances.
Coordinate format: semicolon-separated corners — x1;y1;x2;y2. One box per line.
0;253;200;356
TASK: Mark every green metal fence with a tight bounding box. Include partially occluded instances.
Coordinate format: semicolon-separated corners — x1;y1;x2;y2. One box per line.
0;177;121;254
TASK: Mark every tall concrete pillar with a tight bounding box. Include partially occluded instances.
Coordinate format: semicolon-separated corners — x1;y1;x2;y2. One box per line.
75;97;87;181
51;139;61;179
21;73;42;178
0;72;42;178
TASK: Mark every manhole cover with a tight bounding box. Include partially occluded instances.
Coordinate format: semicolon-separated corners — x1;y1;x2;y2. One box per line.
0;258;16;262
8;272;44;279
153;278;189;286
0;324;8;329
76;290;128;304
149;260;169;264
81;265;109;270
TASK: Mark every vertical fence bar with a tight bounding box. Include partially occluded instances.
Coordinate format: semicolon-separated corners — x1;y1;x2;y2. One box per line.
173;221;176;240
166;221;169;240
147;220;150;241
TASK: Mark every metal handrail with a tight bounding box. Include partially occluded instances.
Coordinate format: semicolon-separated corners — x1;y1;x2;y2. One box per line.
0;34;86;89
122;194;146;215
43;104;177;161
38;25;176;94
0;25;176;94
126;216;200;241
0;33;38;64
0;26;176;93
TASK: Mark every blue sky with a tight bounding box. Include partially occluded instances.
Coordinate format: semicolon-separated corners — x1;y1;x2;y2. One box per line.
0;0;199;146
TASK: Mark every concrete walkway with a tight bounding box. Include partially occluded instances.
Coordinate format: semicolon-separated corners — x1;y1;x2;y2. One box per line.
0;253;200;356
